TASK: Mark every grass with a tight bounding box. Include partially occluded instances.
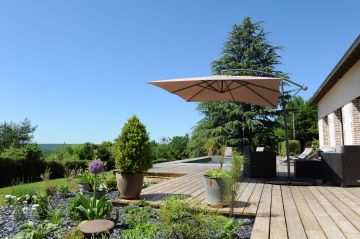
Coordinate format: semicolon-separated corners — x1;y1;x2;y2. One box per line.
0;178;70;206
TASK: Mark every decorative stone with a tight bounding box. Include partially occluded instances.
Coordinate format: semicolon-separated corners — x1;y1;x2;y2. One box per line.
78;219;115;234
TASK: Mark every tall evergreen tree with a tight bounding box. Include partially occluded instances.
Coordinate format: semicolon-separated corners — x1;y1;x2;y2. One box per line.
188;17;283;156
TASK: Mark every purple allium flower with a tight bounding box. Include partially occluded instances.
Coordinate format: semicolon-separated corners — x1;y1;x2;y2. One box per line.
89;160;104;174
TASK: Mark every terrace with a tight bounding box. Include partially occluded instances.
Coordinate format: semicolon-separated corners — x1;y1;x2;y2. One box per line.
113;158;360;239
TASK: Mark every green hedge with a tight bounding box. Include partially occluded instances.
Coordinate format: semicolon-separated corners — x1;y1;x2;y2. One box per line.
278;140;301;157
0;158;88;188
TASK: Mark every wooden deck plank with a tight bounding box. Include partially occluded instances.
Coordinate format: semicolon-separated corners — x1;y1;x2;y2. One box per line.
113;160;360;239
281;185;306;239
345;187;360;201
270;185;288;239
299;187;346;239
219;179;257;215
217;178;254;214
243;182;264;215
329;187;360;217
308;186;360;238
317;186;360;233
251;184;272;239
289;186;326;239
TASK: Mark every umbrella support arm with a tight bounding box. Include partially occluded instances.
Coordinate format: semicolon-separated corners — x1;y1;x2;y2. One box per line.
221;68;307;90
221;68;308;184
281;82;292;184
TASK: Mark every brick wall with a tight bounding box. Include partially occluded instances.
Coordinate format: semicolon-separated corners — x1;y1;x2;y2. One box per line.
342;102;353;145
340;98;360;145
328;110;343;147
352;98;360;144
320;116;330;147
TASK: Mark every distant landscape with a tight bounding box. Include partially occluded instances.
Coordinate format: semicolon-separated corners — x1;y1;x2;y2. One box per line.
38;144;77;153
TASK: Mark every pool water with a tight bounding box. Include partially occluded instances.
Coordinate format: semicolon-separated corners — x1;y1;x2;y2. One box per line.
184;157;232;164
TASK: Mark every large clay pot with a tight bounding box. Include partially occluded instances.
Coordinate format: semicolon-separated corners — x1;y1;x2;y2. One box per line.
116;173;144;199
203;176;228;207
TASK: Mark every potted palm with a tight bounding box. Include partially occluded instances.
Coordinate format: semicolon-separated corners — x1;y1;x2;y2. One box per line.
115;115;153;199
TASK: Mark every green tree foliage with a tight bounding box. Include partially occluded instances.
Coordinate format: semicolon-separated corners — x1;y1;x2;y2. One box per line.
276;96;318;148
46;142;115;170
188;17;283;156
76;142;96;161
152;135;190;161
115;115;153;173
0;118;37;152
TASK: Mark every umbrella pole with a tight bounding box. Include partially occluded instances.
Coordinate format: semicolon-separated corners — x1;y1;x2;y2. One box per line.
281;82;291;184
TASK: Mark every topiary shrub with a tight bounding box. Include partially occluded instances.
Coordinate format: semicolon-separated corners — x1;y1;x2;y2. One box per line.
278;140;301;157
115;115;153;173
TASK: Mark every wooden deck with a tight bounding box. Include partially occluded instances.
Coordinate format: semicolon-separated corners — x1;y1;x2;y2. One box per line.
113;159;360;239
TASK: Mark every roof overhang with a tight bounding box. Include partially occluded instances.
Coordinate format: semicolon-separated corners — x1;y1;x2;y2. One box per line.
309;35;360;106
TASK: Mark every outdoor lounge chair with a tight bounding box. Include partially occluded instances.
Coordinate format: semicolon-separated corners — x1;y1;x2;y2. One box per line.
224;147;232;157
292;147;313;160
281;147;313;164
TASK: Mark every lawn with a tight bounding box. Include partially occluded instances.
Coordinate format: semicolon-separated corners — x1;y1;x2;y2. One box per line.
0;178;69;206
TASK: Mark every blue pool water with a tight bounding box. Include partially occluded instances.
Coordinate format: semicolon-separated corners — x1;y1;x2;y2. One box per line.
184;157;232;164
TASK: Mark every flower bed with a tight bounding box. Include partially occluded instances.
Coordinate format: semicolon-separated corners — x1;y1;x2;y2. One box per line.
0;191;253;239
0;158;254;238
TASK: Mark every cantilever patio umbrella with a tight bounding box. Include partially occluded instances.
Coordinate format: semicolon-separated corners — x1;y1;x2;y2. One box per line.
149;75;282;108
149;69;307;183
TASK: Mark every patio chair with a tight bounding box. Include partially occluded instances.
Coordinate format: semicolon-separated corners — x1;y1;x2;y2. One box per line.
224;147;232;157
281;147;313;164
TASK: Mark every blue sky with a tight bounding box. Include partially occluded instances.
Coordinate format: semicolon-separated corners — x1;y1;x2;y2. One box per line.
0;1;359;144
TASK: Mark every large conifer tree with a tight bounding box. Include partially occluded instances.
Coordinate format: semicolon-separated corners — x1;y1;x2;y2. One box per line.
188;17;283;156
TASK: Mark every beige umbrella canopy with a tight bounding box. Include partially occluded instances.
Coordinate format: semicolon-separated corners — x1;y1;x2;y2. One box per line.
149;75;282;108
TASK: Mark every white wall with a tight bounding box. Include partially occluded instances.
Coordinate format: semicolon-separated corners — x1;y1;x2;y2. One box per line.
318;60;360;119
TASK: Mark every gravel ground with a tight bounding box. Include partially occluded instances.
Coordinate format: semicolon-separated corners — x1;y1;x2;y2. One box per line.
0;191;254;239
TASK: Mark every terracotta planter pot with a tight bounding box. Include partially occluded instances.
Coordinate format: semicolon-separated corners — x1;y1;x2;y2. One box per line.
203;176;229;207
116;173;144;199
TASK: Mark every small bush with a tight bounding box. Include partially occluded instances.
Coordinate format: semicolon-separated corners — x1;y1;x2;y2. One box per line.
35;195;50;220
115;115;153;173
63;228;84;239
66;194;86;223
45;185;58;197
104;173;117;191
121;222;158;239
278;140;301;156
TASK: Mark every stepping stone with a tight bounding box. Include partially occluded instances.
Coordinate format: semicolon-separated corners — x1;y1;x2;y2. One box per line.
79;219;115;234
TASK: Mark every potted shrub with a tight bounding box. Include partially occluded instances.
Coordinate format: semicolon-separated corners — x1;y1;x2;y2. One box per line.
115;115;153;199
203;168;230;207
203;151;243;211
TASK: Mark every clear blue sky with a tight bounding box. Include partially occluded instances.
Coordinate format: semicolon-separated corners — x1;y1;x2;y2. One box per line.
0;1;359;144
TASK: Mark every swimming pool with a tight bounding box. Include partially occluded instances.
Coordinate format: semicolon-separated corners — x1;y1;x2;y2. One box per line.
183;157;232;164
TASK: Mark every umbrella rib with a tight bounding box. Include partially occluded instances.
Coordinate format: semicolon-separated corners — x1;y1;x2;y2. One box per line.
187;81;214;101
224;81;236;101
243;84;277;108
223;80;234;92
215;81;221;92
234;80;279;93
206;81;221;92
171;81;209;94
227;82;248;91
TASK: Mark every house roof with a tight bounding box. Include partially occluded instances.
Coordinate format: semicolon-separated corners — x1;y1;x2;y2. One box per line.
309;35;360;106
